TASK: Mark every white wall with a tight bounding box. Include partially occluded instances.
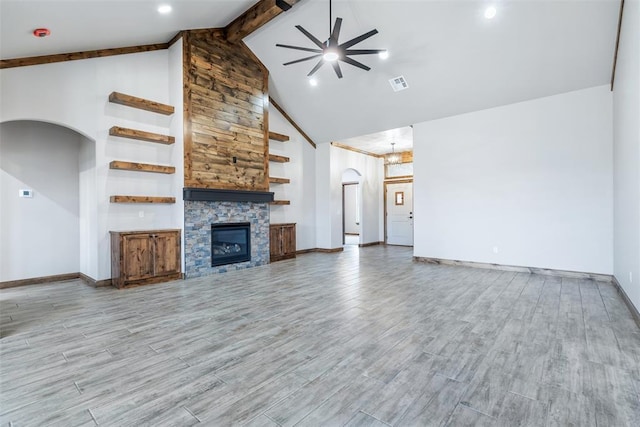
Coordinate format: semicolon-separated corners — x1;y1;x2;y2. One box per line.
0;50;183;281
613;0;640;310
0;121;82;281
168;40;186;273
79;132;98;278
414;86;613;274
315;145;383;249
315;143;333;249
268;105;317;251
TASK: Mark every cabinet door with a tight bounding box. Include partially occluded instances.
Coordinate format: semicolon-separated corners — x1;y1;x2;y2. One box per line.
153;232;180;276
270;226;282;257
122;234;154;281
281;225;296;256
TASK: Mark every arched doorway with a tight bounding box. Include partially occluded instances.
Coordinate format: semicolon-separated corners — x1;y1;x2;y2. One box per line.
0;120;97;283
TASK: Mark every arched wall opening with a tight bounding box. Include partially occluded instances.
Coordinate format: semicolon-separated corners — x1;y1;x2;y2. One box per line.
0;120;98;282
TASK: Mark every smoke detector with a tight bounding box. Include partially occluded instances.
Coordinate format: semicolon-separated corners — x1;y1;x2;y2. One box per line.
389;75;409;92
33;28;51;38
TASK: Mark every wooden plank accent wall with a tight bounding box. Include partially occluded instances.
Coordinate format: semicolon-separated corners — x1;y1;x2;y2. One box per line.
183;29;269;191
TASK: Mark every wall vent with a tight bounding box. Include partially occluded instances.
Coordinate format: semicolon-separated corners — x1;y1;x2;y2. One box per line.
389;75;409;92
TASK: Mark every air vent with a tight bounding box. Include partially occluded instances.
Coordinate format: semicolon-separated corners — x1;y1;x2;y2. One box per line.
389;75;409;92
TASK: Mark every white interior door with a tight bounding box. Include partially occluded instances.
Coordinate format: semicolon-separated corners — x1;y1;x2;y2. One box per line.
386;182;413;246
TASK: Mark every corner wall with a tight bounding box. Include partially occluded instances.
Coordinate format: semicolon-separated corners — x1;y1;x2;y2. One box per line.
268;105;317;251
613;0;640;311
0;50;183;281
0;121;82;281
413;85;614;274
315;144;383;249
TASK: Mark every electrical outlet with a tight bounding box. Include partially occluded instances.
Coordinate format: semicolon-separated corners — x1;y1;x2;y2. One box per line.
138;211;144;218
493;246;499;254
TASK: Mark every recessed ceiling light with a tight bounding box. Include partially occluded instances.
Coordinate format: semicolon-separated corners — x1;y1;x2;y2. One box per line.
379;50;389;60
309;77;318;87
484;6;497;19
158;4;172;14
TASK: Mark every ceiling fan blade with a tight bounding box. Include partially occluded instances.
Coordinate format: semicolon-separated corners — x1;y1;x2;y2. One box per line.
276;44;323;54
307;58;325;77
332;61;343;79
339;29;379;50
340;56;371;71
329;17;343;46
283;54;323;66
295;25;325;49
344;49;386;55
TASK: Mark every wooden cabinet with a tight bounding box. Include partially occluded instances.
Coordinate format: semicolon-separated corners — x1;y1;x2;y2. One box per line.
110;229;181;288
270;223;296;262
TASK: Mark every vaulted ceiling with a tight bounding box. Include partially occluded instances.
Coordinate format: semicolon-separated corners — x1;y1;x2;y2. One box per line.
0;0;621;146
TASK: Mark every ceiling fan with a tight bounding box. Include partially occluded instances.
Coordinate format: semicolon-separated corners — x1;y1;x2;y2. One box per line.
276;0;386;79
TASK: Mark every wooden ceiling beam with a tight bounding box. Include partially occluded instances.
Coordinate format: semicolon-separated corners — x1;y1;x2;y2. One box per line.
225;0;301;44
331;142;383;159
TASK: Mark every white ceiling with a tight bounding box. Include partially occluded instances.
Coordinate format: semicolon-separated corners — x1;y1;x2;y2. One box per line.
0;0;255;58
335;126;413;155
1;0;620;150
246;0;619;144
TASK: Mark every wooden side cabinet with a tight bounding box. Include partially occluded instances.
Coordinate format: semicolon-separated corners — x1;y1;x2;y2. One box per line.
110;229;181;288
270;223;296;262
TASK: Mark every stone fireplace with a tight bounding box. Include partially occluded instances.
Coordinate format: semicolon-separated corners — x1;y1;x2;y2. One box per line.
183;189;273;278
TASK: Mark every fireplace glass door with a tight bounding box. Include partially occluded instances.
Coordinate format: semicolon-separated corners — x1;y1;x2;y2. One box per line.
211;222;251;266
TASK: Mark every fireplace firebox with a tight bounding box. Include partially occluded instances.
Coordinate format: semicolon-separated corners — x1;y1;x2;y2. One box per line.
211;222;251;267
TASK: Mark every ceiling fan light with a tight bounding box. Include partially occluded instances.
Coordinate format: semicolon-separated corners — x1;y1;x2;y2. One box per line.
323;50;339;62
309;77;318;86
379;50;389;60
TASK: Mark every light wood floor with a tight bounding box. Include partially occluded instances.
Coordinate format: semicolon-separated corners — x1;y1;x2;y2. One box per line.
1;245;639;426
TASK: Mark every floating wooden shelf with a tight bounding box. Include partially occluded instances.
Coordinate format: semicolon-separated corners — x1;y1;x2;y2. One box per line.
269;131;290;142
109;161;175;174
110;196;176;204
109;126;175;145
270;200;291;206
269;177;290;184
109;91;174;115
268;154;290;163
